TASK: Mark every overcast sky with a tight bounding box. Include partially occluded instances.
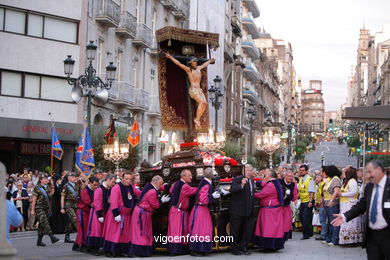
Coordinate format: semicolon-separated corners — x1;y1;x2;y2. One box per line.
255;0;390;111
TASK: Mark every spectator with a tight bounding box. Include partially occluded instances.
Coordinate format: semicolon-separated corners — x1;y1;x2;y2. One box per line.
315;166;329;241
32;170;39;186
322;165;341;246
12;181;29;231
338;167;363;245
27;181;36;231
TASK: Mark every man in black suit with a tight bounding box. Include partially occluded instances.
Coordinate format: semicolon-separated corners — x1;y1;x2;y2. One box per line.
229;164;256;255
332;159;390;260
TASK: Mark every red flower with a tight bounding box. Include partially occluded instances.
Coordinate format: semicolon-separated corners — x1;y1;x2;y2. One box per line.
180;142;199;148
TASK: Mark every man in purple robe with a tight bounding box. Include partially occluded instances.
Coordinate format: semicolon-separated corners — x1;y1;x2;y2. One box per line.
167;169;198;255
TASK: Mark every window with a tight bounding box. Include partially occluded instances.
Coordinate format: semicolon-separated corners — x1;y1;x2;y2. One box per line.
1;71;22;96
4;9;25;34
44;17;77;43
116;50;122;81
27;14;43;37
24;75;40;98
0;8;4;30
0;6;78;43
96;40;104;75
41;77;72;102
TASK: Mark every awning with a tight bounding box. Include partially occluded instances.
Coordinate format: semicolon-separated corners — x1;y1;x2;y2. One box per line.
156;26;220;49
342;106;390;124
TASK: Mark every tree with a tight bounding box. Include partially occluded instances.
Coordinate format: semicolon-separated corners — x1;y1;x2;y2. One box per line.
91;126;141;171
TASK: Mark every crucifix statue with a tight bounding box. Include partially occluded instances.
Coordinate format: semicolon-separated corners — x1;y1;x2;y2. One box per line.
164;51;215;129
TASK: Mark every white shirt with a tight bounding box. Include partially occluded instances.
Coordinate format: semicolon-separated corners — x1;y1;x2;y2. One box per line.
341;179;358;198
369;175;388;230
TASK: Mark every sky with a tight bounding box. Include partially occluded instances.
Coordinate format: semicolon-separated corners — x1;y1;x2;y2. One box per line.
255;0;390;111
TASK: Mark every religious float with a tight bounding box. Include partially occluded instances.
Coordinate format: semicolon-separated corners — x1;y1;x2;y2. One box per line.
138;26;261;251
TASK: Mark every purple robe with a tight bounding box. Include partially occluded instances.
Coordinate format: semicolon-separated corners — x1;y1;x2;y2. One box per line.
129;183;162;257
167;180;197;254
102;183;141;254
254;180;285;250
188;178;214;253
74;186;93;248
86;185;111;248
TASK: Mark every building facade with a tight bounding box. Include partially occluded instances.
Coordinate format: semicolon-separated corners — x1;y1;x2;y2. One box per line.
300;80;325;134
87;0;190;163
0;0;87;172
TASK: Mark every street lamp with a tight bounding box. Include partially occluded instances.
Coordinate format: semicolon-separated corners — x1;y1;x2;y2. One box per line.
64;40;117;131
287;121;292;164
208;75;223;140
256;129;281;169
247;102;256;155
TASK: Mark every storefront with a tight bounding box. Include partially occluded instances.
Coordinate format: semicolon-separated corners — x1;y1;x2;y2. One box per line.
0;117;82;173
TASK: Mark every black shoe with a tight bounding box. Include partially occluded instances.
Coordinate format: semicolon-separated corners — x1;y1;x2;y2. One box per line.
49;233;59;244
301;237;310;240
232;251;241;255
37;235;46;247
315;236;325;241
240;250;251;255
64;233;74;243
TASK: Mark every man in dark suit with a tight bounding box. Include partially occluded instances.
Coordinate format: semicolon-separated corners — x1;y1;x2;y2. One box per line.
229;164;256;255
332;159;390;260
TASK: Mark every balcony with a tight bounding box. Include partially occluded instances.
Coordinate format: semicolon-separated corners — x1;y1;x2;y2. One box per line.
241;12;261;38
109;82;136;105
134;88;150;111
172;0;189;20
96;0;120;27
243;59;260;82
115;12;137;39
133;23;153;48
241;35;260;60
160;0;178;10
148;95;161;116
243;0;260;18
243;82;259;104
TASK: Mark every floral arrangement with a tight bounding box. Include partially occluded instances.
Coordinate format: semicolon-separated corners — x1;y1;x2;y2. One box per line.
199;151;238;166
179;142;199;148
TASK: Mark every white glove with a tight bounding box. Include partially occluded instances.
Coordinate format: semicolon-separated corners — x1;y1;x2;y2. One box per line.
98;217;104;223
286;189;291;195
220;188;229;196
212;191;221;199
161;195;171;203
114;215;121;222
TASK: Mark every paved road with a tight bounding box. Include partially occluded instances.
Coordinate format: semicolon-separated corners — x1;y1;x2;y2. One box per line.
10;231;366;260
304;141;358;171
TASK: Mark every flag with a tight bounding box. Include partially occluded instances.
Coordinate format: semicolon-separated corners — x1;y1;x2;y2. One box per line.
127;120;140;147
104;118;117;144
51;127;63;160
75;124;95;177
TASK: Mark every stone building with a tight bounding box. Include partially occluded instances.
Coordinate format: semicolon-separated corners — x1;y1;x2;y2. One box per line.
87;0;190;163
300;80;325;134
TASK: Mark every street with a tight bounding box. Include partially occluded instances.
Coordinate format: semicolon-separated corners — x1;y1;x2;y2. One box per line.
10;231;366;260
304;141;358;171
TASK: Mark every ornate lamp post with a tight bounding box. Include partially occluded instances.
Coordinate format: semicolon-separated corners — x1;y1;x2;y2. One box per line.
103;136;129;171
208;75;223;140
247;102;256;155
256;129;281;169
64;41;117;131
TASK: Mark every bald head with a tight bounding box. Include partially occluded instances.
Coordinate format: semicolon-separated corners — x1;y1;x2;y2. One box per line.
204;167;213;179
180;169;192;183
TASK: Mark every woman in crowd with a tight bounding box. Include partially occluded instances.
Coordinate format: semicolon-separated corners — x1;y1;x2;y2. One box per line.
337;166;363;245
27;181;36;231
12;181;30;231
322;165;341;246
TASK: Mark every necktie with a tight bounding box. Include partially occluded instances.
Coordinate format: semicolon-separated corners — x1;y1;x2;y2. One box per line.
249;179;253;195
370;184;379;224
